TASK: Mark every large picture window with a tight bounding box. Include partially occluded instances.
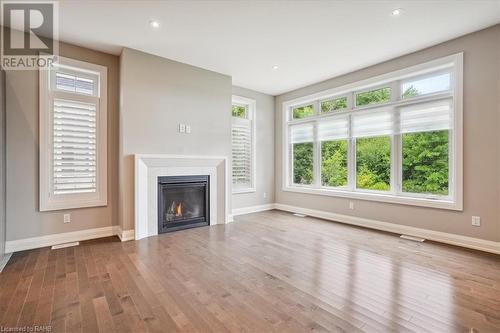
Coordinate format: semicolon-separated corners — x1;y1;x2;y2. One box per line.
283;54;463;210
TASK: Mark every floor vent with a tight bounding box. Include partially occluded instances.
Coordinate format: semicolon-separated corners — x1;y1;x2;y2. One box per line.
400;235;425;242
293;213;307;218
51;241;80;250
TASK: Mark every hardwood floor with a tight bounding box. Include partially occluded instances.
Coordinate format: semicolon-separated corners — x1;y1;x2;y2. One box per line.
1;210;499;332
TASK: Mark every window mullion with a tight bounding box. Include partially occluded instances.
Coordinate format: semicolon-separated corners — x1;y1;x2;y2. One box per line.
351;137;357;191
313;107;321;188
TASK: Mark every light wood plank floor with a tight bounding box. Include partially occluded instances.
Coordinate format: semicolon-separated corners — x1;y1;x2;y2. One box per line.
1;210;499;333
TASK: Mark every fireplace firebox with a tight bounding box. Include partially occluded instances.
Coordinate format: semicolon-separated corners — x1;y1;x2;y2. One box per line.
157;175;210;233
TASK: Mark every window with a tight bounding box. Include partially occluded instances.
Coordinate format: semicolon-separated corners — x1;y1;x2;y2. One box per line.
318;116;349;187
232;104;247;118
232;96;256;193
400;99;452;195
282;53;463;210
401;72;451;99
356;87;391;107
321;97;347;113
39;56;108;211
291;123;314;185
292;104;314;119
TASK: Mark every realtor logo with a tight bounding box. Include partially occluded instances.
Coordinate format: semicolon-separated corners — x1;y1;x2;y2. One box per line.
1;1;58;70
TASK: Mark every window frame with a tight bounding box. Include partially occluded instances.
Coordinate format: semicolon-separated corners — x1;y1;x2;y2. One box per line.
282;53;463;210
231;95;256;194
39;56;108;211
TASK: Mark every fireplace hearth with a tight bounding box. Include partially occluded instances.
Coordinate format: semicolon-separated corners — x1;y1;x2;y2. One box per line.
157;175;210;233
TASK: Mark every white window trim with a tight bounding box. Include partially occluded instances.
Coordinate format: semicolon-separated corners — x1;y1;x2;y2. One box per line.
232;95;256;194
39;56;108;211
282;53;463;211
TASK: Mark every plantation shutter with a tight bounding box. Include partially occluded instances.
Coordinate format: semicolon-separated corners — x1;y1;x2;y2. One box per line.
53;99;98;194
290;123;314;143
232;117;252;186
399;99;452;134
318;115;349;141
351;108;394;138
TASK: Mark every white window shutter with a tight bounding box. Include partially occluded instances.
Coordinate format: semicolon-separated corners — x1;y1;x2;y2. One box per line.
53;99;97;194
232;117;252;186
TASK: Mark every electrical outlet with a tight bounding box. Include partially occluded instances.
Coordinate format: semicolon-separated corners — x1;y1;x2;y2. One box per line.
63;214;71;223
263;192;267;199
471;216;481;227
349;201;354;210
179;123;186;133
186;125;191;134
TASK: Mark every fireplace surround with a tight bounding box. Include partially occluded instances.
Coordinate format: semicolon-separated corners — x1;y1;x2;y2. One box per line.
134;154;229;240
157;175;210;233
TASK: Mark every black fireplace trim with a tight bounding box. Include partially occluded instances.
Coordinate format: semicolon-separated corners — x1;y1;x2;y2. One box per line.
157;175;210;233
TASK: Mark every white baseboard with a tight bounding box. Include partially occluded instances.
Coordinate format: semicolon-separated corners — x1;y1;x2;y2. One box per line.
0;252;13;273
5;226;116;253
232;203;276;217
274;203;500;255
5;204;498;256
115;226;135;242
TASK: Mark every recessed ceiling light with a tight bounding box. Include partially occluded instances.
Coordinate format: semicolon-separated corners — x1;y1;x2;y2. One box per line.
149;20;160;29
391;8;402;16
272;65;279;70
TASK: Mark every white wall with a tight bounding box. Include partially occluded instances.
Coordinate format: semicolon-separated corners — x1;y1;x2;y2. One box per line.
231;86;275;210
119;48;233;231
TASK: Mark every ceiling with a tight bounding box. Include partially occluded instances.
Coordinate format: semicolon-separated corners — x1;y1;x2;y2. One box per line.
50;1;500;95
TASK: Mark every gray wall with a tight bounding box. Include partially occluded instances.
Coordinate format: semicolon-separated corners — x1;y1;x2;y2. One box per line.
275;25;500;242
5;42;119;241
232;86;275;209
119;48;232;231
0;70;5;258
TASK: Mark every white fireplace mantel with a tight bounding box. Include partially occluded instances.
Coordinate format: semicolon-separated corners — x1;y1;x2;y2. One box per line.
134;154;230;240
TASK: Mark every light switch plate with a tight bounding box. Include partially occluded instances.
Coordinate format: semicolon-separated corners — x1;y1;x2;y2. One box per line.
471;216;481;227
179;123;186;133
63;214;71;223
186;125;191;133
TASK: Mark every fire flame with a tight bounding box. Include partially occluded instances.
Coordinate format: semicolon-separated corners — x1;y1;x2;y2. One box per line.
175;203;183;217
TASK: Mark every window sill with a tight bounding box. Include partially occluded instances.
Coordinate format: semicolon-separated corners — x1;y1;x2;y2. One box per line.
282;185;462;211
233;187;256;194
40;197;107;212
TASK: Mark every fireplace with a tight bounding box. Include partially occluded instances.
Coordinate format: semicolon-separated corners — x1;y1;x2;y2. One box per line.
157;175;210;233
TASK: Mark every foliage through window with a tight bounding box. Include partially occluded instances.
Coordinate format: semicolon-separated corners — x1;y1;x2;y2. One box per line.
292;104;314;119
321;97;347;113
356;136;391;191
283;54;462;209
356;87;391;107
402;132;449;195
232;104;247;118
321;140;348;187
293;143;314;185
